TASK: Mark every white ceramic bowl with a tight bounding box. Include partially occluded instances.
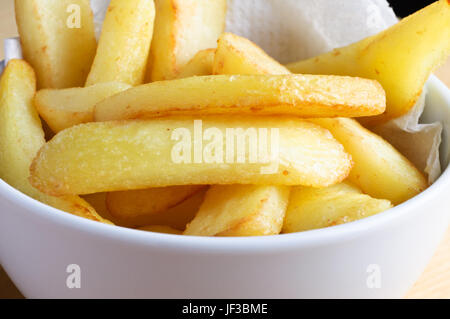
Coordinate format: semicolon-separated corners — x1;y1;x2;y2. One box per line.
0;76;449;299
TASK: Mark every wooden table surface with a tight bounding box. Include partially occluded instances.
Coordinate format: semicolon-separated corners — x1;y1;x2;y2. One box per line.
0;0;449;299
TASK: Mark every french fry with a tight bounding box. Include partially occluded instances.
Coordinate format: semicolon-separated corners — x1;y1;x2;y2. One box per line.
83;190;206;229
206;33;293;237
112;188;207;229
138;225;183;235
177;49;216;78
184;185;290;236
105;47;214;222
147;0;227;81
15;0;97;88
213;33;291;75
106;185;206;223
85;0;155;86
35;82;131;133
310;118;428;205
0;60;110;223
287;0;450;124
82;193;111;219
29;117;352;195
282;182;393;233
94;74;386;121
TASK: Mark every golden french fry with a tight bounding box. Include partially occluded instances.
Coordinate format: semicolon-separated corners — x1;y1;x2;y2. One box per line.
138;225;183;235
213;35;391;234
82;193;111;218
177;49;216;78
29;116;352;195
110;188;206;229
147;0;227;81
282;182;393;233
213;33;291;75
85;0;155;86
287;0;450;124
208;33;292;237
310;118;428;205
106;185;206;222
15;0;97;88
105;48;214;224
35;82;131;133
136;188;207;230
83;189;206;229
0;60;110;223
94;74;386;121
185;185;290;236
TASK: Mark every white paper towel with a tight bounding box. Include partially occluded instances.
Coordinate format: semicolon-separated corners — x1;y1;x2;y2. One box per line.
225;0;398;63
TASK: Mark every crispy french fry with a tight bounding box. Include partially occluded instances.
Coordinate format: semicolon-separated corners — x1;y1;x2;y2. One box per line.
85;0;155;86
83;189;205;229
287;0;450;124
94;74;386;121
29;117;352;195
105;47;214;222
106;185;206;222
110;188;206;229
207;33;293;237
177;49;216;78
0;60;110;223
35;82;131;133
310;118;428;205
15;0;97;88
184;185;290;236
213;33;291;75
114;34;290;232
147;0;227;81
82;193;111;219
138;225;183;235
282;182;393;233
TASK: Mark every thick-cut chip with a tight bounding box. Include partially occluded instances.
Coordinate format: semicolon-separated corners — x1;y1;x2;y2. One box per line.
310;118;428;205
82;193;110;218
105;48;214;221
85;0;155;86
94;74;386;121
138;225;182;235
0;60;110;223
113;188;206;229
29;116;352;195
84;189;205;229
106;185;206;222
213;33;291;75
209;33;290;235
184;185;290;236
177;49;216;78
287;0;450;124
15;0;97;88
131;188;207;229
35;82;131;133
147;0;227;81
282;182;393;233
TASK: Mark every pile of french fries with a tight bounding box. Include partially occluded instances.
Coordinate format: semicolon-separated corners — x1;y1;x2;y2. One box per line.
1;0;449;236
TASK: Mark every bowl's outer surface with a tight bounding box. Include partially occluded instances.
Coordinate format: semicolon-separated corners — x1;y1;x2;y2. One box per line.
0;77;449;299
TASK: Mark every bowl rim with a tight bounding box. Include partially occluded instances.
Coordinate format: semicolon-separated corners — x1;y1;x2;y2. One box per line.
0;76;450;253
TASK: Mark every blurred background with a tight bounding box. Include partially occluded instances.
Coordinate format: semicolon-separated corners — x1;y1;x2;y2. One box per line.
390;0;435;17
